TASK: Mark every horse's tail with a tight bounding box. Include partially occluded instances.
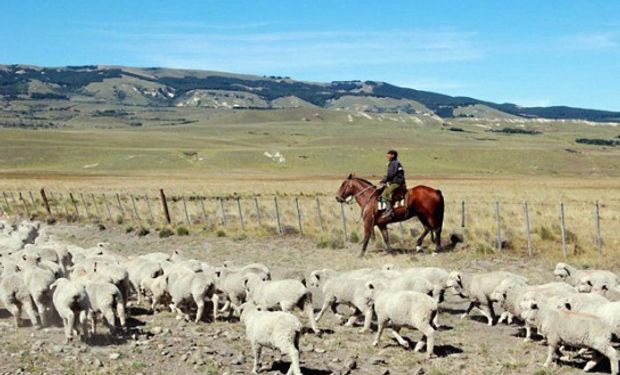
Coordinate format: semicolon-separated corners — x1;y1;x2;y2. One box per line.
435;189;445;231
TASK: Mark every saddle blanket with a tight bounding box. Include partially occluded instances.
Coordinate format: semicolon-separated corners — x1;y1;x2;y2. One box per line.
378;199;406;211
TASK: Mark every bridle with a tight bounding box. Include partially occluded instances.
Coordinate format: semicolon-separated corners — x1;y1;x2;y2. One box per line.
338;179;376;207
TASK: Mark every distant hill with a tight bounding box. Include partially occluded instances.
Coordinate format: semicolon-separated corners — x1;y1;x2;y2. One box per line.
1;64;619;122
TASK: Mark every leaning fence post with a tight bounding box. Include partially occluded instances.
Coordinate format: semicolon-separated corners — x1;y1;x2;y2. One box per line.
294;197;303;235
40;188;52;217
181;195;191;225
116;193;125;220
199;196;208;224
340;202;349;242
236;197;245;231
160;189;171;225
19;192;30;217
145;194;155;224
560;202;567;258
495;201;501;251
254;196;261;226
315;197;325;231
28;191;38;215
2;192;11;214
524;201;532;256
102;194;113;222
274;196;282;235
130;194;141;223
595;201;602;255
69;192;79;218
461;200;466;243
219;198;227;226
80;193;90;218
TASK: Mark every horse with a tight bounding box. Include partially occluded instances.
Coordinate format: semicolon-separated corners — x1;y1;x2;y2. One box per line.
335;174;445;257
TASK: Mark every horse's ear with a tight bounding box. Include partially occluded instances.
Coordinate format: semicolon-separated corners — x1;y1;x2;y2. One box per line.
347;173;353;179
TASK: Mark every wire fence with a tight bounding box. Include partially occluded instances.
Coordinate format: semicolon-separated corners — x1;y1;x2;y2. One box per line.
1;188;619;258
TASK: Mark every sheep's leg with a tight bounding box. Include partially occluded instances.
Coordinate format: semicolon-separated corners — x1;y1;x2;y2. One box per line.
6;303;21;328
117;303;126;328
79;310;89;341
524;323;533;342
194;299;205;324
315;297;335;323
64;312;75;343
92;313;98;336
211;294;220;320
420;325;435;359
251;343;261;375
285;346;302;375
372;318;386;347
219;299;231;313
498;311;509;325
358;307;373;333
602;344;618;375
23;301;39;329
583;351;602;372
103;309;116;334
303;298;320;334
477;301;495;326
390;328;409;348
34;299;47;327
460;302;475;320
543;342;558;368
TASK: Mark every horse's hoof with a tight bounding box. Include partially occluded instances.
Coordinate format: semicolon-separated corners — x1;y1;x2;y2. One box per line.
416;245;424;252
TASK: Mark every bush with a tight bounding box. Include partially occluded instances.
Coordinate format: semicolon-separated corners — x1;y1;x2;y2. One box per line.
137;227;150;237
115;216;124;225
125;225;134;233
216;230;226;237
159;228;174;238
176;226;189;236
97;223;106;231
538;225;556;241
349;231;360;243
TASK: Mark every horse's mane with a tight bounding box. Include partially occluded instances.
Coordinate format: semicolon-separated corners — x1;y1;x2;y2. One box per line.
352;177;375;187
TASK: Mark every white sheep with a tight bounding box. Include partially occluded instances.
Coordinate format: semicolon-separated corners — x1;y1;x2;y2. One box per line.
240;303;303;375
50;278;91;343
244;274;319;334
213;266;271;317
401;267;451;302
84;282;127;334
371;289;437;358
0;272;39;327
314;275;376;332
166;269;216;323
520;295;618;374
447;271;527;326
592;283;620;302
140;274;169;312
554;263;618;288
22;254;56;326
125;257;163;305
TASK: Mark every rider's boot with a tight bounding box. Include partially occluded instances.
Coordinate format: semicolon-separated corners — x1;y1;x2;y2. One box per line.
382;201;394;219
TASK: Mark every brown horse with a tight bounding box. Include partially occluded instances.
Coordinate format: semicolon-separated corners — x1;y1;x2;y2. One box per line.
336;174;445;257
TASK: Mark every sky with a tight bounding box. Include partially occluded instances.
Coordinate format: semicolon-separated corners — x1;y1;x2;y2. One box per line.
1;1;619;110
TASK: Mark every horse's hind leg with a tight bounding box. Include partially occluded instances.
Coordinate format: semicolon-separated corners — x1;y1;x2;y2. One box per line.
416;225;430;252
433;227;443;252
378;224;392;252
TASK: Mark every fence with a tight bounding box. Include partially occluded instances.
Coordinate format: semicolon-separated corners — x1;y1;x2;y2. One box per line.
1;188;618;258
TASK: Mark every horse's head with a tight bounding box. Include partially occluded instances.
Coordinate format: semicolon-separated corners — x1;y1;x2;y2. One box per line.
336;173;355;203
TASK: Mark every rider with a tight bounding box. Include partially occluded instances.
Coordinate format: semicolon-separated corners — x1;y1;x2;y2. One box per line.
379;149;405;219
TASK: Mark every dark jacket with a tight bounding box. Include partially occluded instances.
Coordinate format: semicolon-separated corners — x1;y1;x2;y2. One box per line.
382;159;405;184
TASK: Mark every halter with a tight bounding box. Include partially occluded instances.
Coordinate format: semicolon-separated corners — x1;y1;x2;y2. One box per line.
338;180;375;205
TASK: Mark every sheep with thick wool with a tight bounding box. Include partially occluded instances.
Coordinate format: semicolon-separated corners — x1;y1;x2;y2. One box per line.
165;269;217;323
244;273;319;334
0;266;39;327
21;254;56;326
83;281;126;335
520;295;618;374
213;265;271;317
50;278;91;343
554;263;618;289
241;303;303;375
447;271;527;326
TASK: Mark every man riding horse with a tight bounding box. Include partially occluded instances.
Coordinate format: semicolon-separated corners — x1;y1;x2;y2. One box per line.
378;150;405;219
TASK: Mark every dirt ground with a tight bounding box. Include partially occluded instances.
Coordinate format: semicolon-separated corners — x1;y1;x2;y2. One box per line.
0;223;612;375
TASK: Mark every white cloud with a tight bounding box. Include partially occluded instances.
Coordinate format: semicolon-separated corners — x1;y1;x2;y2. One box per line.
558;32;617;50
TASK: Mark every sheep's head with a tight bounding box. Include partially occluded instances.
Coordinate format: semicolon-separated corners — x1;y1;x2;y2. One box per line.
308;269;333;289
553;263;571;280
576;277;594;293
591;283;609;296
518;298;540;324
447;271;466;297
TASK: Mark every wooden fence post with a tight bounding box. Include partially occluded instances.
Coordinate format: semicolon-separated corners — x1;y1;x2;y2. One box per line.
315;197;325;231
19;192;30;217
102;194;113;222
160;189;171;225
145;194;155;224
340;202;349;242
28;191;38;215
2;192;11;214
274;196;282;235
461;200;466;243
560;202;567;258
40;188;52;217
524;201;532;256
90;193;101;220
254;196;261;226
199;196;208;224
295;197;303;235
69;192;79;218
595;201;602;255
116;193;125;220
236;197;245;231
130;194;141;223
181;195;191;225
80;193;90;218
219;198;227;226
48;191;57;215
495;201;501;251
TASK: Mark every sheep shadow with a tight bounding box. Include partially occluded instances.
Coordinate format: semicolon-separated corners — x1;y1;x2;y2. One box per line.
435;344;464;358
440;307;466;315
86;333;129;347
128;306;152;316
270;361;331;375
301;327;334;336
436;325;453;332
0;309;12;319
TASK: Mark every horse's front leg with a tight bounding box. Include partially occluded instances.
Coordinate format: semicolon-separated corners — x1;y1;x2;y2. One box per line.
378;224;391;252
359;217;375;258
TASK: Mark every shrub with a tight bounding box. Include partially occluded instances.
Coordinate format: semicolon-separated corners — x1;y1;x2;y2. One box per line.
125;226;134;233
137;227;150;237
115;216;124;225
349;231;360;243
159;228;174;238
538;225;556;241
97;223;106;231
216;230;226;237
176;226;190;236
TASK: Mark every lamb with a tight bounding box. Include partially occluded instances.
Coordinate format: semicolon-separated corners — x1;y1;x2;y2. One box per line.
0;221;39;251
140;274;169;312
447;271;527;326
244;274;319;334
554;263;618;288
83;282;127;334
0;271;39;327
166;269;217;323
22;254;56;326
50;278;91;343
125;258;164;305
213;266;271;317
520;295;618;374
240;303;303;375
371;289;438;358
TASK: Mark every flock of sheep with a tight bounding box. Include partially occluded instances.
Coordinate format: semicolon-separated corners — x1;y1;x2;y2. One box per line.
2;219;620;374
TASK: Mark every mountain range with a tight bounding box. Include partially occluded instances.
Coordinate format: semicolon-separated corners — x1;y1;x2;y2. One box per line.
1;64;619;122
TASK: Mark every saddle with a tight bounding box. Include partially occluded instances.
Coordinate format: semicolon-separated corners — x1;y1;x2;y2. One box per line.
377;184;408;211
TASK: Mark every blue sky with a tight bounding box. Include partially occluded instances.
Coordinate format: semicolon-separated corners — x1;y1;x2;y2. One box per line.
2;1;619;110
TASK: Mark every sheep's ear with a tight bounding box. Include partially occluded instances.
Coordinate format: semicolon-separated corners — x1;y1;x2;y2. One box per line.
531;302;538;310
602;285;609;292
35;255;41;263
311;271;320;281
586;280;593;286
564;302;572;310
22;254;27;261
243;277;249;288
214;270;221;278
367;282;374;290
300;278;307;287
